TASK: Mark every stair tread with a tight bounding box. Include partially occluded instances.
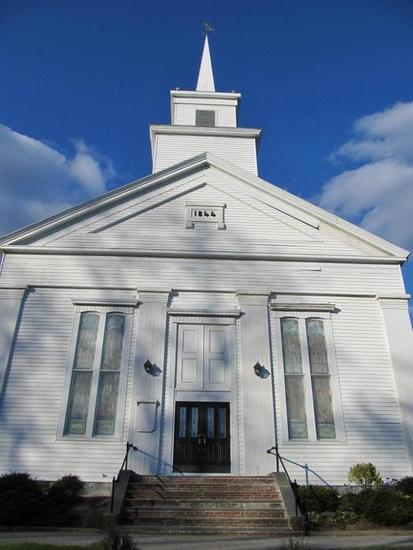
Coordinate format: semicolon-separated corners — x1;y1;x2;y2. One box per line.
120;474;302;536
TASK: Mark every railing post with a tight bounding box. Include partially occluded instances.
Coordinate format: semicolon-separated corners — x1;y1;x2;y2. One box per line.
110;476;116;514
305;463;309;486
293;479;298;516
275;443;280;473
125;442;129;470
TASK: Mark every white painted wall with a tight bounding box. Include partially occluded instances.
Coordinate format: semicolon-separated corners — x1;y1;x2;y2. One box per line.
153;134;258;174
271;295;412;484
0;259;411;484
170;91;239;127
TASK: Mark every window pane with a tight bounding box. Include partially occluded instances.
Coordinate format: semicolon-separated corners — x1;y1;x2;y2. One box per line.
195;109;215;127
73;313;99;369
101;314;125;371
207;407;214;438
306;319;329;374
219;407;227;439
94;372;120;435
65;371;92;435
190;407;198;437
281;318;303;373
178;407;187;437
285;376;308;439
312;376;336;439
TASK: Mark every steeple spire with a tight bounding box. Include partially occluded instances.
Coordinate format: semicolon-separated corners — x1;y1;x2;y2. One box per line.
196;34;215;92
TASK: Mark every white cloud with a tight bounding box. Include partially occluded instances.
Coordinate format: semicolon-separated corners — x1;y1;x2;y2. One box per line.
320;102;413;250
0;124;115;235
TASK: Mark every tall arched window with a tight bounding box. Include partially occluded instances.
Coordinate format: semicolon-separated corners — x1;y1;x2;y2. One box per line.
60;306;132;438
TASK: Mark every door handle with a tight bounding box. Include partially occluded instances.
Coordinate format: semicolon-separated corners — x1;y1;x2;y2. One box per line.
197;433;207;449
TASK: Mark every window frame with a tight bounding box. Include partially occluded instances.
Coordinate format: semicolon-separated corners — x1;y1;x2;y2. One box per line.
272;310;345;443
57;304;133;440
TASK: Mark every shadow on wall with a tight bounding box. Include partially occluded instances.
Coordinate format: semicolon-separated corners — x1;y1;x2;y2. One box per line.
0;179;408;484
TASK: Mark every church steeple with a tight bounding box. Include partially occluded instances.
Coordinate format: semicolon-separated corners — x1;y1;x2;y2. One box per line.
149;35;262;175
196;35;215;92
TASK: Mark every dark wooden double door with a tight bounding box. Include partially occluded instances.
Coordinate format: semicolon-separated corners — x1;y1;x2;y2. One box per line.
173;401;230;473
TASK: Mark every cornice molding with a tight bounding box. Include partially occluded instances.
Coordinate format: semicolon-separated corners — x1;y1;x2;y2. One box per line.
170;90;241;100
168;308;241;317
150;124;261;141
270;302;336;312
0;246;406;265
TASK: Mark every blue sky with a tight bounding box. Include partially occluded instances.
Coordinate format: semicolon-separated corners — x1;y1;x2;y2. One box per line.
1;0;412;317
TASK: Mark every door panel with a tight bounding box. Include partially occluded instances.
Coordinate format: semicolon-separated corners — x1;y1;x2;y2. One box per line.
173;401;230;473
204;324;230;389
176;325;203;390
176;324;230;391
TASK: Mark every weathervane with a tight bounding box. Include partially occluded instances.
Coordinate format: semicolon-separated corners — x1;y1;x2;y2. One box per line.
202;21;214;35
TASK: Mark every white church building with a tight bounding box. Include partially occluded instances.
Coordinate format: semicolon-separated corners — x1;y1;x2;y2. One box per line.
0;37;412;486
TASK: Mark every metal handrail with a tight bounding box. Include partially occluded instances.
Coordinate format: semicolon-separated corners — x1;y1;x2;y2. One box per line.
131;446;185;477
267;445;301;517
266;444;339;532
266;445;336;491
110;441;185;513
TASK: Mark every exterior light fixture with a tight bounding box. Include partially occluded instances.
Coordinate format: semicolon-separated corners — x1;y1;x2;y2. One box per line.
144;360;161;377
253;361;270;379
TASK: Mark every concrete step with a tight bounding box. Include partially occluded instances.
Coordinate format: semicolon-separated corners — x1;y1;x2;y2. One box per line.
122;499;283;509
122;525;299;536
120;474;302;536
130;476;275;482
123;509;286;520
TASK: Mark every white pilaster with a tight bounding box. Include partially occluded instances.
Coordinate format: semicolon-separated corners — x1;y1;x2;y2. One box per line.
378;297;413;472
0;287;27;400
237;293;276;474
129;289;171;474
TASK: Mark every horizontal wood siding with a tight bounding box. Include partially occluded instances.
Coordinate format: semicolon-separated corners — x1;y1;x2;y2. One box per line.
37;175;383;258
153;135;258;174
0;288;137;481
271;297;411;484
0;255;405;296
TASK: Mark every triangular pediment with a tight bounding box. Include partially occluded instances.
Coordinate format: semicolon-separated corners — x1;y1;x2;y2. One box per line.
0;153;408;261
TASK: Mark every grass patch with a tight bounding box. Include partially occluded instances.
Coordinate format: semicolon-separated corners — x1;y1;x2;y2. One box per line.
0;543;101;550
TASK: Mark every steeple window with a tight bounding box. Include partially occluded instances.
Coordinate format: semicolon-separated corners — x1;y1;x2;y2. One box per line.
195;109;216;127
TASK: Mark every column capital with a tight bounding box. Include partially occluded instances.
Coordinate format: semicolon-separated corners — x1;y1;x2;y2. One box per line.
137;289;171;304
237;292;270;306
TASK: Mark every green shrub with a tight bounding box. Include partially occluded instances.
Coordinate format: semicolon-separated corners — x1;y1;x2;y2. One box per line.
38;475;84;526
307;509;358;529
101;525;140;550
363;487;413;526
0;472;44;526
396;476;413;496
339;488;376;516
298;485;339;513
348;462;383;488
47;474;84;506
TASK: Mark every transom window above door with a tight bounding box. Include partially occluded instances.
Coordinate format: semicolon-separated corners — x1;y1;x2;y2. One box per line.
176;324;231;391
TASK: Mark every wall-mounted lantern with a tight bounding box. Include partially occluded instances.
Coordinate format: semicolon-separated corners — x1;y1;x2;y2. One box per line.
144;359;162;377
253;361;270;379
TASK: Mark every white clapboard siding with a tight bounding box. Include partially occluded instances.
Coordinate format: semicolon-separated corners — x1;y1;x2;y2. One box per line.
271;297;411;485
0;288;137;481
40;183;370;258
23;165;385;258
1;255;405;296
153;134;258;174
